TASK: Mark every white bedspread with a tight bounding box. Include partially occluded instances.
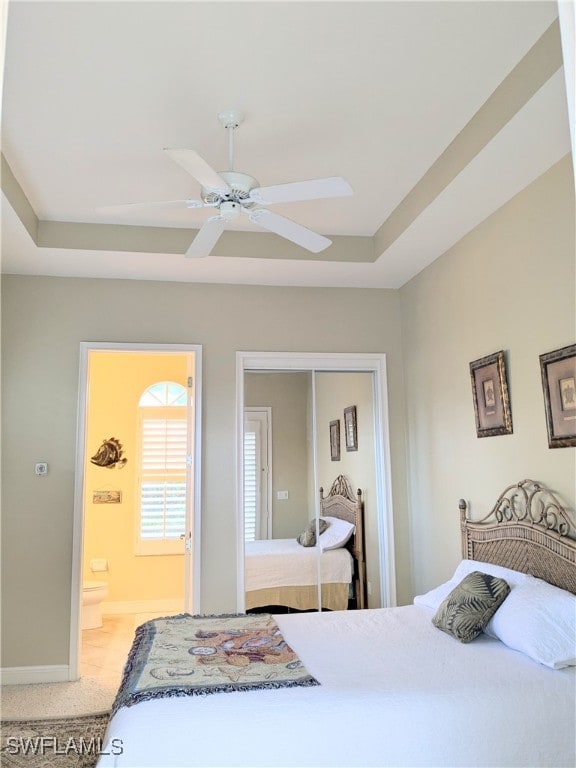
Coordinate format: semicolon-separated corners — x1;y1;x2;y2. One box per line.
97;606;575;768
244;538;352;591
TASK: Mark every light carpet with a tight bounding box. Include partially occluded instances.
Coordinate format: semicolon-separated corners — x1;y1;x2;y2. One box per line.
1;677;118;721
0;713;109;768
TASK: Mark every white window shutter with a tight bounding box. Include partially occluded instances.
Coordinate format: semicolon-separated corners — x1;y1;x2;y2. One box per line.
244;430;257;542
140;417;187;541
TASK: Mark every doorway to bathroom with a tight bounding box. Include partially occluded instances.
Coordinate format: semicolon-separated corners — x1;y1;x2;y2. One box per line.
69;343;202;681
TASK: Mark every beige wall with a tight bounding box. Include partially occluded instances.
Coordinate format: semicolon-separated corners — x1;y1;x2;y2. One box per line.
83;351;187;603
1;281;407;667
400;155;575;597
244;372;311;538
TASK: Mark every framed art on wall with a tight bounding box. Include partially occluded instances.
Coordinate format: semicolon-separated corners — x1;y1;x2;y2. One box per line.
469;350;513;437
539;343;576;448
93;489;122;504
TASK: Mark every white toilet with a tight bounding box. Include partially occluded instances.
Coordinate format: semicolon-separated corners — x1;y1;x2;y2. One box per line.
82;580;109;630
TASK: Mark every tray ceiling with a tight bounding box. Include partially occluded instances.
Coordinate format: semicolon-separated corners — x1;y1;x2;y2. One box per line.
1;1;570;288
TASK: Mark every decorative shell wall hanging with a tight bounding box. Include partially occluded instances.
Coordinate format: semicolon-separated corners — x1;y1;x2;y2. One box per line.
90;437;127;469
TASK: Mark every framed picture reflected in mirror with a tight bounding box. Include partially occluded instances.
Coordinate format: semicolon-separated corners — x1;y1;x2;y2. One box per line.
329;420;341;461
344;405;358;451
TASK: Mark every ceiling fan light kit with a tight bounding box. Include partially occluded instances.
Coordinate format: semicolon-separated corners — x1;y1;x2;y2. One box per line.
99;109;353;259
219;201;242;221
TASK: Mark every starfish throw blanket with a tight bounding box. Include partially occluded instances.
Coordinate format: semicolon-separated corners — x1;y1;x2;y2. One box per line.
112;613;319;714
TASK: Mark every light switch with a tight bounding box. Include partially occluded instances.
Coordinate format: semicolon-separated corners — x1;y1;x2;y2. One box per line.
91;558;108;572
276;490;289;500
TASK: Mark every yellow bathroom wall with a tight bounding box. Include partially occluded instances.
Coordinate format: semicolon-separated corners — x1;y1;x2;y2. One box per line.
82;351;189;604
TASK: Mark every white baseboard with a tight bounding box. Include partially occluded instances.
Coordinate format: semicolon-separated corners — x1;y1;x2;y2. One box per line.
1;665;70;685
101;598;183;615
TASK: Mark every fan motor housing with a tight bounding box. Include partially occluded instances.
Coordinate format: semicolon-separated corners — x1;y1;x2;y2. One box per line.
202;171;259;206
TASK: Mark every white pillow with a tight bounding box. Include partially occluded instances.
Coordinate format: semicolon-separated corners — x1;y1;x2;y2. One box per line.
485;576;576;669
413;559;530;612
453;559;531;588
413;579;456;611
318;516;355;551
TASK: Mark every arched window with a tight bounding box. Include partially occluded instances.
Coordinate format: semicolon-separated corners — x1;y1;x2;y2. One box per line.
137;381;188;555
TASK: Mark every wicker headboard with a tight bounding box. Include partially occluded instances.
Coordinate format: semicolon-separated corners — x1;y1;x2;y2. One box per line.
460;479;576;594
320;475;366;609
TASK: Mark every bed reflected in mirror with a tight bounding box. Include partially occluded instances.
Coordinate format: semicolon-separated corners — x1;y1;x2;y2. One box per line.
243;369;381;613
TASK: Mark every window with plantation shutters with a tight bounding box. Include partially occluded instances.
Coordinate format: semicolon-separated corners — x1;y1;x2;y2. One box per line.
244;429;258;542
137;382;188;555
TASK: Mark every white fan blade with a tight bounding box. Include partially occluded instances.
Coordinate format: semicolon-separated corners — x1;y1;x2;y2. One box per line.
164;149;230;193
249;176;353;205
249;209;332;253
186;215;226;258
96;199;204;214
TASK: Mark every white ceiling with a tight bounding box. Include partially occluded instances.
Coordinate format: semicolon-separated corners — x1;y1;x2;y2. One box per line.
1;0;571;288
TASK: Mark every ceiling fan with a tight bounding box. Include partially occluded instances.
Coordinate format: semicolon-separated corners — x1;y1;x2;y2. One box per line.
98;109;353;258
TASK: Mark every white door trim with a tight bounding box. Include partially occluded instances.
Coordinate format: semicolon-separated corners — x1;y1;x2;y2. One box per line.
235;351;396;613
69;341;202;681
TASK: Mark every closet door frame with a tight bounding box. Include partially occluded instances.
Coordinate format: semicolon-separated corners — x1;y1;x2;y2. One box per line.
235;351;396;612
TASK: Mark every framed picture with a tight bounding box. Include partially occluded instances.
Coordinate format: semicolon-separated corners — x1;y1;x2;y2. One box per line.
469;351;512;437
344;405;358;451
93;489;122;504
539;343;576;448
329;420;341;461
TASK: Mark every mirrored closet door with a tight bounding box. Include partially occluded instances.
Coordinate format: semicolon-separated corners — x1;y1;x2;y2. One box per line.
241;364;385;614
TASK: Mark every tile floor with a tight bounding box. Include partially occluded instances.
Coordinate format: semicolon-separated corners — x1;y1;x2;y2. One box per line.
80;612;173;684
